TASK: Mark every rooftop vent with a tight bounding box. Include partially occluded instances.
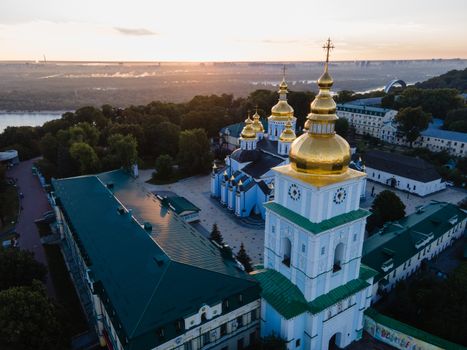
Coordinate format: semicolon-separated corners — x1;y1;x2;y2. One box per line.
117;206;125;215
143;222;152;231
153;254;166;267
106;182;114;190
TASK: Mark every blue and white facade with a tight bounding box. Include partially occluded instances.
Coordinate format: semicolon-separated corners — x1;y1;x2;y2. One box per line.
211;79;297;219
260;165;373;349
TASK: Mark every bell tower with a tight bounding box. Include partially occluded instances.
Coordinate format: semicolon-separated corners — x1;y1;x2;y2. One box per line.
254;40;374;350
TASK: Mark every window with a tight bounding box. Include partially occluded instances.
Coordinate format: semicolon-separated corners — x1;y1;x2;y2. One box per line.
203;332;211;345
223;299;230;310
237;339;244;350
201;312;207;322
271;225;275;234
238;294;243;303
282;237;292;267
251;309;257;321
353;233;357;242
321;247;325;255
237;315;243;328
296;339;301;347
301;244;306;253
175;319;183;333
333;243;344;272
220;323;227;337
157;327;165;341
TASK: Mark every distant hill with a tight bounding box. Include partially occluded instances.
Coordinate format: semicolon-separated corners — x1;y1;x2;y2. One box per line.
415;68;467;92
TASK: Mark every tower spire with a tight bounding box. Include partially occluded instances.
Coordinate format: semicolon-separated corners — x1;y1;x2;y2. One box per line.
323;38;334;71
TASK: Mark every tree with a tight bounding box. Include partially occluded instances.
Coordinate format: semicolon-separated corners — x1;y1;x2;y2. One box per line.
69;122;100;147
107;134;138;170
69;142;99;174
236;243;253;272
39;133;58;164
178;128;212;175
209;223;224;245
444;108;467;132
367;190;406;233
144;121;180;157
395;106;431;147
0;248;47;291
0;282;69;350
335;117;349;138
155;154;173;180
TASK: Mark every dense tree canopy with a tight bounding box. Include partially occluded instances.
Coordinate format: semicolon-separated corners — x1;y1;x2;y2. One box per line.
444;108;467;132
385;262;467;346
178;128;212;175
395;106;432;146
0;282;69;350
0;248;47;291
415;68;467;91
154;154;173;180
394;88;463;119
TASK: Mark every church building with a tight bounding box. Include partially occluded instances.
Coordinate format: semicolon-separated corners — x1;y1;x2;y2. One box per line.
252;40;376;350
211;74;297;219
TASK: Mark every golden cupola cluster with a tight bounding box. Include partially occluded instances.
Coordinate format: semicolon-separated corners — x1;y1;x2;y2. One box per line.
240;113;257;140
289;39;351;175
279;117;296;143
269;74;294;121
252;109;265;134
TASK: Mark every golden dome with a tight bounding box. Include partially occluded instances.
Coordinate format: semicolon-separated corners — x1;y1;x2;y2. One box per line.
252;110;265;133
269;76;294;121
289;39;351;175
240;113;257;140
279;118;296;143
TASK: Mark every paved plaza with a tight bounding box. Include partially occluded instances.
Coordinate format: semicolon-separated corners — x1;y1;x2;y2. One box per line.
138;170;265;264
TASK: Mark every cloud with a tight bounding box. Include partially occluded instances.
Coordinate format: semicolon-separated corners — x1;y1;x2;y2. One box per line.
114;27;156;36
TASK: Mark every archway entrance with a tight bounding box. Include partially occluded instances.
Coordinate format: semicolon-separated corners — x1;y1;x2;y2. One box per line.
328;332;342;350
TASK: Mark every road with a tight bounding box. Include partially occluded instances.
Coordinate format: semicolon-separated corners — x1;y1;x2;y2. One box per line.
7;158;56;298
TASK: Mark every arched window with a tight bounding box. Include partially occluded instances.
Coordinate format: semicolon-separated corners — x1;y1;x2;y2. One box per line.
282;237;292;267
333;243;344;272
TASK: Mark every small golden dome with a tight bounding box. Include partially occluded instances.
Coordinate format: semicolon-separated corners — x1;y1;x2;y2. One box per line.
279;119;296;143
269;76;294;121
252;111;265;133
240;113;257;140
289;38;351;175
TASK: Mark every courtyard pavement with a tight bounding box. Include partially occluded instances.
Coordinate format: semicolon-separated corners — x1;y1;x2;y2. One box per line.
7;158;56;298
137;170;265;264
361;180;466;215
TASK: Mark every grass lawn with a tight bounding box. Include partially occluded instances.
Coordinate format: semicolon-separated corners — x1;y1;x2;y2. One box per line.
0;184;19;234
43;244;89;336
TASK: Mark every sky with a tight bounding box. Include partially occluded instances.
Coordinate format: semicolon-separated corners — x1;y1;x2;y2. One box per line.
0;0;466;62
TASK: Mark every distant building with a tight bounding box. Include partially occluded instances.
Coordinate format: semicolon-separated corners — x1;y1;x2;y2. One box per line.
362;201;466;302
362;150;446;196
0;149;19;166
336;104;397;139
417;119;467;157
52;170;261;350
338;103;467;157
158;194;201;223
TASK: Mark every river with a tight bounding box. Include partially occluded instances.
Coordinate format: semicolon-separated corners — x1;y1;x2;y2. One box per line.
0;112;64;133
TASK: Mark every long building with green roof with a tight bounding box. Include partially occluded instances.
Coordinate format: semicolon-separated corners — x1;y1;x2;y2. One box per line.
51;170;261;350
362;201;466;301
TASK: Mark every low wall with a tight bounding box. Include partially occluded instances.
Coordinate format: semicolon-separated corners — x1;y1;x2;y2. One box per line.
364;308;466;350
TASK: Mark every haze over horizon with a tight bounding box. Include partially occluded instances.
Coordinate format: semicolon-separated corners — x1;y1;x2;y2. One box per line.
1;0;466;62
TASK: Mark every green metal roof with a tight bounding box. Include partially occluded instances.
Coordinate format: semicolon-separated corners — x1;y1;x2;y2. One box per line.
358;264;379;281
309;278;369;314
365;308;467;350
52;170;259;350
252;269;370;320
251;269;309;319
160;195;200;215
264;202;370;235
362;202;467;282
